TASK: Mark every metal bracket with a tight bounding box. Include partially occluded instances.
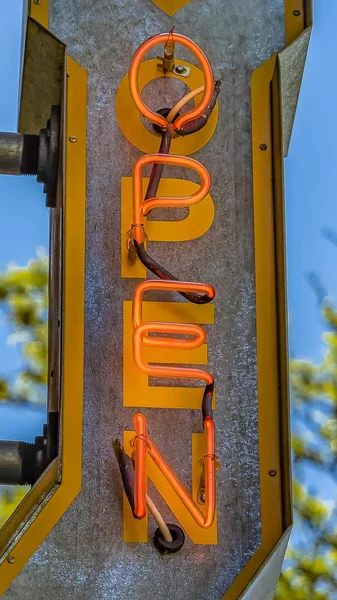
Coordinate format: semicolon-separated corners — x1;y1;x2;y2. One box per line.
0;105;60;207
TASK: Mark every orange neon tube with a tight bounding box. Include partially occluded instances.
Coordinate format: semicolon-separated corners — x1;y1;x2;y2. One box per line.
132;153;211;245
129;32;214;132
133;413;216;528
114;32;219;542
131;280;216;526
132;279;214;383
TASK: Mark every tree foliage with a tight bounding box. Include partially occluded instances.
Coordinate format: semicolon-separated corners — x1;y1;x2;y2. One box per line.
0;487;28;528
0;253;48;405
276;303;337;599
0;253;48;527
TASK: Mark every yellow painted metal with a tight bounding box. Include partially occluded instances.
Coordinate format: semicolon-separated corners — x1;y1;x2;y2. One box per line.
121;177;215;278
272;60;292;530
219;54;290;599
285;0;305;43
120;47;218;547
0;55;87;596
116;58;218;155
29;0;49;28
151;0;192;16
123;430;217;544
0;460;58;558
285;0;313;44
123;300;215;409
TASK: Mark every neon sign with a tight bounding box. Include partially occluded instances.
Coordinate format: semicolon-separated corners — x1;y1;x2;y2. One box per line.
114;32;220;553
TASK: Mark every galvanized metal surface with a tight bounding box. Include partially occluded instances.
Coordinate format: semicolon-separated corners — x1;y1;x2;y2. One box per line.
279;27;312;156
4;1;284;598
0;443;24;486
0;460;58;563
239;529;292;600
19;18;65;135
0;134;23;175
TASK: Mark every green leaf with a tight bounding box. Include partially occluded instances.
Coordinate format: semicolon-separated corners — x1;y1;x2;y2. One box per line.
321;419;337;442
0;254;48;405
0;377;9;400
323;305;337;328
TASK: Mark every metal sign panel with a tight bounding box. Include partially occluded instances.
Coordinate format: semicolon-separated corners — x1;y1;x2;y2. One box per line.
1;0;313;597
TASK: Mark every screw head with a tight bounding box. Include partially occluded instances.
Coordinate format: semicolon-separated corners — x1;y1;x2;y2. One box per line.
69;136;77;143
259;143;268;151
175;65;186;74
293;10;301;16
34;0;42;4
7;556;16;564
201;493;206;502
268;469;277;477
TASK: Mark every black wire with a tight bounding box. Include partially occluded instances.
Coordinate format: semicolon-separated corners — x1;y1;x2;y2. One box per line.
178;80;221;137
202;382;214;422
134;239;213;304
135;89;220;305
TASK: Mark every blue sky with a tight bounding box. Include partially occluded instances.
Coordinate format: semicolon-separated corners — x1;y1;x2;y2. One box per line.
0;0;47;274
284;0;337;559
286;0;337;364
0;0;47;441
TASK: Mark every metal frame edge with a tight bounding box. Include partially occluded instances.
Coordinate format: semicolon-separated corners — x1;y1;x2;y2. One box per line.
0;54;87;596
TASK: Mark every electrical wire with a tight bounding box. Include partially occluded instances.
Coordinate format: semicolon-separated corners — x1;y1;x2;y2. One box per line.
146;494;173;542
167;85;204;123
